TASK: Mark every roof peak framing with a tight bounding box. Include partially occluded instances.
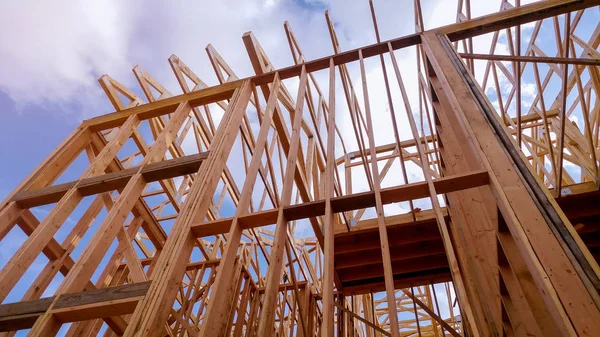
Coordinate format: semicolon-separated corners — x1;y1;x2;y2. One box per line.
82;0;597;131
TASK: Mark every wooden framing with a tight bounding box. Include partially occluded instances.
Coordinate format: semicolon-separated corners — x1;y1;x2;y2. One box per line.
1;0;599;336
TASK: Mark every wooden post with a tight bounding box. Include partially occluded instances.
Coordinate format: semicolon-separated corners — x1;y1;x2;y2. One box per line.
321;58;336;337
256;65;308;337
357;49;400;337
421;30;600;337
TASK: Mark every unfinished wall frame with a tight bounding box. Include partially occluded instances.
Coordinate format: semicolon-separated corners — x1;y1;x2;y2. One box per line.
1;0;600;336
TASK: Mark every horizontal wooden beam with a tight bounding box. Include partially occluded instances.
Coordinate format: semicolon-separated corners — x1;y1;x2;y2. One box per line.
191;170;488;237
118;257;221;271
252;0;592;86
347;208;447;233
335;239;446;269
340;270;453;295
83;82;241;131
11;152;209;208
0;297;54;331
51;282;149;323
76;0;594;135
336;136;436;166
0;282;150;332
459;53;600;66
251;34;421;86
335;219;443;255
336;254;449;283
441;0;597;41
506;109;560;125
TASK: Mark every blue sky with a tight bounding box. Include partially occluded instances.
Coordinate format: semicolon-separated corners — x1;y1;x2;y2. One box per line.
0;0;595;335
0;93;87;197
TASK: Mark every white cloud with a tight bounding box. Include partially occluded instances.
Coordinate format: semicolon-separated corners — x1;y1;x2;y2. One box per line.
0;1;140;114
522;82;536;97
569;114;579;127
0;0;331;116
